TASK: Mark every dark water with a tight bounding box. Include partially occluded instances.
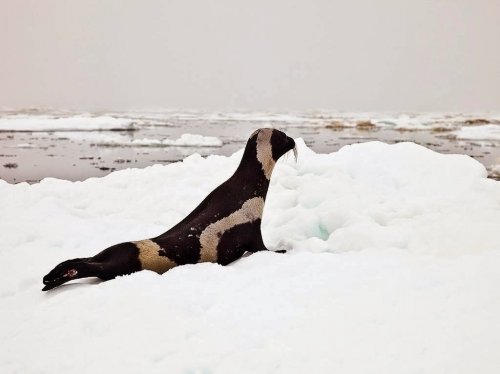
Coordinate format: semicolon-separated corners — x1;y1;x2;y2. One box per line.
1;113;499;183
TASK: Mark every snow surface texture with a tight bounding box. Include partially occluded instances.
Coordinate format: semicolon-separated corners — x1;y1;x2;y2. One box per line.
51;132;223;147
0;115;137;131
1;140;500;373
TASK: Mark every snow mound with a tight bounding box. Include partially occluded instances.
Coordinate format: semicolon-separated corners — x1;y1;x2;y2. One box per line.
1;140;500;373
267;140;497;255
0;115;137;131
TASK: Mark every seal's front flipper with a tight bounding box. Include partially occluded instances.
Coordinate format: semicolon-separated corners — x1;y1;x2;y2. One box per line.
247;231;269;253
249;233;286;254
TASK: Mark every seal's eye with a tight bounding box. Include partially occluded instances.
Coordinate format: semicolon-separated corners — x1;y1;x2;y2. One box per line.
66;269;78;278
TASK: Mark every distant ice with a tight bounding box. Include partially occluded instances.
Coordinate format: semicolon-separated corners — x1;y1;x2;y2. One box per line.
491;165;500;178
1;140;500;373
371;114;499;131
453;124;500;140
107;110;318;123
0;115;137;131
13;143;35;148
3;111;500;134
154;133;223;147
52;132;223;147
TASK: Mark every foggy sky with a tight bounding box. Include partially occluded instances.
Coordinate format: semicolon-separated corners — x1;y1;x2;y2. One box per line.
1;0;499;112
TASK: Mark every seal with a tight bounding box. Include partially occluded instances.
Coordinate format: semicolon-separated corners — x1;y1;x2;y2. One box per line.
42;128;296;291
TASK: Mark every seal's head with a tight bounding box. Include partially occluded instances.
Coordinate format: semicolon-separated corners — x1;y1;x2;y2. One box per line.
42;258;89;291
243;128;296;179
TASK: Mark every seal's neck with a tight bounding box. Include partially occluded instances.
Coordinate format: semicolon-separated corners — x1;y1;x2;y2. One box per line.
232;144;274;197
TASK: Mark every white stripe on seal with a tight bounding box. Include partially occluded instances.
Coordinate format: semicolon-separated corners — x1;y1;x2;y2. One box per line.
199;197;265;262
256;129;275;179
135;239;177;274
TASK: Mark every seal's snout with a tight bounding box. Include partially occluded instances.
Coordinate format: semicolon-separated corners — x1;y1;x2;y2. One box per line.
285;136;298;161
42;260;84;291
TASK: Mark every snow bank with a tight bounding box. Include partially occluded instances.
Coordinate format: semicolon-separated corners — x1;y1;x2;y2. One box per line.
0;115;137;131
52;132;223;147
1;140;500;373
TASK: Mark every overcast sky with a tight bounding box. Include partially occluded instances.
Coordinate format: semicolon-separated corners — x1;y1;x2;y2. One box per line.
1;0;499;112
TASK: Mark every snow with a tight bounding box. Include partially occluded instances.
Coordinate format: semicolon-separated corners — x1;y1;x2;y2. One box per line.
0;115;137;131
453;124;500;140
52;132;223;147
1;140;500;373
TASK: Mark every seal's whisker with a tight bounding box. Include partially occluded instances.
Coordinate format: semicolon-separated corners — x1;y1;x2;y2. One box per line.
281;145;298;163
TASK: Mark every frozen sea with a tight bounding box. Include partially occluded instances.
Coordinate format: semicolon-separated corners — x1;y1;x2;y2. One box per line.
1;110;500;373
1;110;499;183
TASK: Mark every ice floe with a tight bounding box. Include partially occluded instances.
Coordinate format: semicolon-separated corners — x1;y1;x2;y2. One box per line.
453;124;500;140
1;140;499;373
0;115;137;132
51;132;223;147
